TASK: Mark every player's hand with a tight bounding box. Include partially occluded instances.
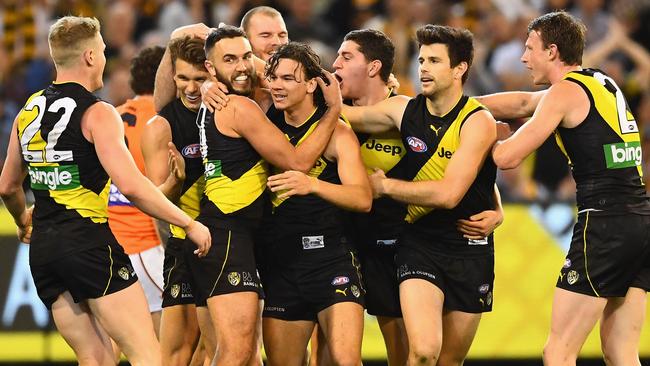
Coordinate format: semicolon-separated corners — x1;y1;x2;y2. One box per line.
267;170;318;198
17;206;33;244
171;23;212;41
318;70;342;112
201;79;229;112
168;142;186;181
369;168;387;199
456;209;503;239
387;73;400;91
184;219;211;257
495;121;512;141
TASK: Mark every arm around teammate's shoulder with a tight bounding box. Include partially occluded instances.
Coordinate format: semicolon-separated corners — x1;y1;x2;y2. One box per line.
476;90;546;120
492;80;582;169
227;96;335;173
341;95;410;134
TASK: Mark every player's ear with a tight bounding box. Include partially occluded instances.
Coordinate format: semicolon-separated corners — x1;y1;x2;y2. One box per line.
83;48;94;66
368;60;382;78
205;60;217;78
306;77;317;94
454;61;468;81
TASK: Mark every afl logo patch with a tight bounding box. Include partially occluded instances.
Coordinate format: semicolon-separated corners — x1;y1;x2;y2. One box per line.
182;143;201;158
331;276;350;286
407;136;427;152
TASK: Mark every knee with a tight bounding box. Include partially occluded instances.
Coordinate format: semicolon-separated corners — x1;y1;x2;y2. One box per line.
329;352;361;366
409;342;441;366
542;341;574;366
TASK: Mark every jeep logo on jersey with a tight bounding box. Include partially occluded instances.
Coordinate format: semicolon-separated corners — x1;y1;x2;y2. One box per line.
28;165;80;190
407;136;427;152
365;139;403;156
182;144;201;158
204;160;222;179
604;141;642;169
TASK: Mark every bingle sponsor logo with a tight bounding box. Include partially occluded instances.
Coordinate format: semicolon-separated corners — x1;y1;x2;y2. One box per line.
28;165;80;190
604;141;642;169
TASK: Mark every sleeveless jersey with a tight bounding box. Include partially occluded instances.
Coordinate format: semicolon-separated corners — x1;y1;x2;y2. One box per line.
159;98;206;238
197;103;269;230
108;95;160;254
400;94;496;253
344;91;408;248
265;105;347;259
17;82;109;264
557;68;650;214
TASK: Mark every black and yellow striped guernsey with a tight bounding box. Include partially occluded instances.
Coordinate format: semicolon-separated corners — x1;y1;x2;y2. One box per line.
159;99;205;239
346;91;408;249
557;68;650;214
17;82;109;265
197;104;269;229
265;105;346;259
400;94;496;251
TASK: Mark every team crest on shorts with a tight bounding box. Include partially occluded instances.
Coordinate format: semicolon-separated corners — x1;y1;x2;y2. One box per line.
170;284;180;298
567;270;579;285
118;267;130;280
351;284;361;298
228;272;241;286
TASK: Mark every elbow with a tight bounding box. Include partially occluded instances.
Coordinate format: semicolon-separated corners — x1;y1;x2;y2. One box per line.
287;159;313;174
351;187;373;213
0;181;18;201
358;195;372;213
438;192;462;209
493;146;521;170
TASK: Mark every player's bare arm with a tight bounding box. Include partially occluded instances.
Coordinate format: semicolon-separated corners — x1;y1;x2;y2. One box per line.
141;115;184;202
342;95;410;133
373;110;497;208
267;121;372;212
456;184;504;239
0;116;32;243
83;101;211;256
154;23;213;111
476;90;546;120
492;81;586;169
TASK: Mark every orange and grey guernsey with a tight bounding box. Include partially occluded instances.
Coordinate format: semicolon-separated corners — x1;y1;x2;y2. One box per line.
159;98;206;238
400;94;496;252
17;82;109;265
108;96;160;254
265;105;346;257
197;104;269;229
557;68;650;214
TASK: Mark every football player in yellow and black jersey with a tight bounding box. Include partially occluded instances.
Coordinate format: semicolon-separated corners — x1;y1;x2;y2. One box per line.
191;26;342;366
342;25;499;366
259;42;371;366
142;36;214;366
0;16;211;366
480;12;650;365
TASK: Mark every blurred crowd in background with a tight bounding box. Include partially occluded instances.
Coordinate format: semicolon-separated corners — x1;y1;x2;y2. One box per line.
2;0;650;204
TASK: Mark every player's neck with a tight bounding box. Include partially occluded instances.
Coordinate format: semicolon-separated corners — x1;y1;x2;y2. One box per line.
425;87;463;117
284;97;317;127
353;79;391;107
549;64;582;85
55;69;96;92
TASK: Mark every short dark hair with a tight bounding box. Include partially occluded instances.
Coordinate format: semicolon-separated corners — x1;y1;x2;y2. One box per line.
416;24;474;84
205;25;247;55
527;11;586;66
240;6;282;34
343;29;395;82
168;36;207;71
265;42;326;106
129;45;164;95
